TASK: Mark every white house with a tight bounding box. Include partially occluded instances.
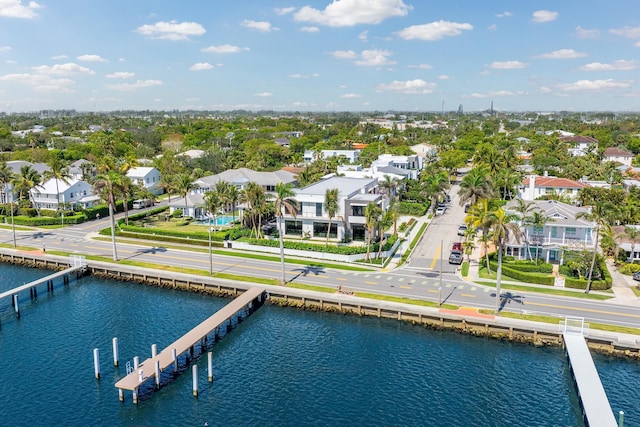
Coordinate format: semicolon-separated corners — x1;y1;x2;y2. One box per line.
603;147;634;167
126;167;162;194
31;178;99;210
194;168;297;194
284;176;385;242
68;159;96;181
518;174;590;202
504;199;596;263
561;135;598;157
303;149;359;165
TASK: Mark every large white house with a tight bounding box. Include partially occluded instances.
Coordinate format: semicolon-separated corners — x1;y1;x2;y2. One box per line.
504;199;596;263
31;178;99;210
126;167;162;194
283;176;386;242
603;147;634;167
194;167;297;194
518;174;590;202
303;149;359;165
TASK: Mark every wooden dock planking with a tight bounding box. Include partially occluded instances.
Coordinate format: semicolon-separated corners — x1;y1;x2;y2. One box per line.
115;287;265;392
563;333;617;427
0;266;81;301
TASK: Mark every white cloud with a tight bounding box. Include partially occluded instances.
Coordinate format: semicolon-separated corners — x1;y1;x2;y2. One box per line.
32;63;95;75
490;61;527;69
189;62;214;71
254;92;272;97
469;90;527;98
532;10;558;23
201;44;249;54
488;24;497;31
610;26;640;39
408;64;432;69
106;72;135;79
274;7;295;15
395;20;473;41
437;75;450;80
359;31;368;42
340;93;362;98
575;26;599;39
241;19;278;32
106;79;162;91
0;0;42;19
135;21;206;41
0;73;75;93
496;11;511;18
5;59;16;64
118;57;126;62
636;41;640;48
289;73;319;78
376;79;436;94
580;60;639;71
0;73;33;82
300;26;319;33
558;79;631;92
331;50;357;59
51;54;68;60
354;49;395;66
535;49;586;59
294;0;411;27
0;46;11;52
77;54;108;62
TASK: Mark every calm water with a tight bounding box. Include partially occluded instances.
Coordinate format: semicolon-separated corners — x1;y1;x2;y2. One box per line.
0;263;637;427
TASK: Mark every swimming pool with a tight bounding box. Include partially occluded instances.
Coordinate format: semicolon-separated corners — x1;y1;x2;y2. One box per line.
195;215;235;226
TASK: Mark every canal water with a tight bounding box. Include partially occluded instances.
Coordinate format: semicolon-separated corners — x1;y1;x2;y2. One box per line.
0;264;637;426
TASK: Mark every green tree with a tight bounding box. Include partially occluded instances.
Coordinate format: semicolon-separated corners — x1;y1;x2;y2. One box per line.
529;211;554;264
273;182;298;284
576;200;615;293
242;181;267;238
364;202;382;262
324;188;339;245
458;166;494;207
512;199;537;261
43;158;71;212
92;171;122;261
465;198;500;273
174;173;195;218
11;165;43;215
488;207;522;313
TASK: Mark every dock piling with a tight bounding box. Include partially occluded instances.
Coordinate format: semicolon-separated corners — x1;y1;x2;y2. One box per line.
619;411;624;427
112;338;119;367
208;352;213;383
172;348;178;372
93;348;100;379
152;343;157;358
155;360;161;388
192;365;198;397
13;294;19;318
134;356;139;370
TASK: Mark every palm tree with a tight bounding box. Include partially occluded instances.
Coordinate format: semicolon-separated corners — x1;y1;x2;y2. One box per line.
458;166;494;207
488;207;522;314
621;226;640;263
92;171;122;261
174;173;195;218
364;202;382;262
420;170;449;213
465;199;500;274
226;184;240;223
43;158;71;212
324;188;339;245
242;182;267;238
11;165;43;215
529;211;553;264
117;176;135;225
273;182;298;285
512;199;537;261
0;162;16;247
576;201;614;293
379;175;399;200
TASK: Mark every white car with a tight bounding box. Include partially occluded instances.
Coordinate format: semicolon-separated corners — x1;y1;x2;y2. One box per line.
435;206;446;215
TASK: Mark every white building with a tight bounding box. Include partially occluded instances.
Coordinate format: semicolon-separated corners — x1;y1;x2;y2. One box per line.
31;178;99;210
303;149;359;165
194;168;297;194
603;147;634;167
518;175;590;202
284;176;385;242
126;167;162;194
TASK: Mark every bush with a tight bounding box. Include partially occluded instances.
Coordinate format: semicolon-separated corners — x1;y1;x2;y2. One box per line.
618;263;640;275
397;201;428;216
240;234;399;255
12;213;87;226
115;223;229;241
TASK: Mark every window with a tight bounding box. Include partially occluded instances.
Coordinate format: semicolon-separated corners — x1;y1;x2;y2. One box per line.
285;220;302;236
565;227;576;235
351;224;365;241
352;205;364;216
316;203;322;216
313;222;337;238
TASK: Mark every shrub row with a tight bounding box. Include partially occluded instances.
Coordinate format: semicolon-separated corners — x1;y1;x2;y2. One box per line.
486;261;555;286
116;231;225;248
115;224;229;242
10;213;87;226
240;234;399;255
397;201;427;216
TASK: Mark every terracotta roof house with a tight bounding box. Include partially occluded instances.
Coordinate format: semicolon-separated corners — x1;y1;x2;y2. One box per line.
603;147;634;167
518;174;590;201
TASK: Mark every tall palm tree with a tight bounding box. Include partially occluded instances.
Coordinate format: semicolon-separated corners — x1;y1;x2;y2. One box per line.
379;175;399;200
622;226;640;263
458;166;494;207
324;188;339;245
364;202;382;262
273;182;298;285
0;162;16;247
242;181;267;238
465;198;500;274
117;176;134;225
215;181;231;214
512;199;537;261
529;211;554;265
226;184;240;223
43;158;71;212
11;165;43;215
174;173;195;218
92;171;122;261
488;207;522;313
420;170;449;213
576;201;614;293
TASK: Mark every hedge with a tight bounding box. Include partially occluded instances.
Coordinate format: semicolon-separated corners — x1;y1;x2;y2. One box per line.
240;234;399;255
107;224;229;242
11;213;87;226
483;260;555;285
397;201;428;216
115;231;225;248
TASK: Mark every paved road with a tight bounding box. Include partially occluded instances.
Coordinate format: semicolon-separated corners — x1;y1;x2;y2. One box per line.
2;202;640;330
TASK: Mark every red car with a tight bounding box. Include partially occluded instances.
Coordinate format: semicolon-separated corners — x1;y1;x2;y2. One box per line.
452;242;463;251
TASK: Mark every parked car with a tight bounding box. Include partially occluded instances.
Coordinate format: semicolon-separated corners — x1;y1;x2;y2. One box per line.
457;224;468;236
435;206;446;215
464;204;470;213
452;242;463;251
445;194;451;203
448;250;463;265
633;271;640;281
132;199;153;209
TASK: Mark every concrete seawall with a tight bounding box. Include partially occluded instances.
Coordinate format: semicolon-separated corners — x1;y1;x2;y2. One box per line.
1;249;639;358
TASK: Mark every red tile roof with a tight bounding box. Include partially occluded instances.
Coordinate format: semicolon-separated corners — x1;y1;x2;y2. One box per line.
603;147;633;157
523;176;590;189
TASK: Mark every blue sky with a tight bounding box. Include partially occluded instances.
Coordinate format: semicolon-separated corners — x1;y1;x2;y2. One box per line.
0;0;639;113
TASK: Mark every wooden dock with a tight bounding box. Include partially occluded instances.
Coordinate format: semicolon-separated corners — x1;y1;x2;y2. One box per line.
115;287;265;403
563;332;617;427
0;265;83;303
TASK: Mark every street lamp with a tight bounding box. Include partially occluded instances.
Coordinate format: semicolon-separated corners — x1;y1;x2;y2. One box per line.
439;239;443;306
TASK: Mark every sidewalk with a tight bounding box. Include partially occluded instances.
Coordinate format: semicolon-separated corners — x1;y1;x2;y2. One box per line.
383;214;430;271
463;244;640;306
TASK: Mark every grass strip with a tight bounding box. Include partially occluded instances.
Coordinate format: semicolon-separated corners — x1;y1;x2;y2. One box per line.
397;222;427;267
474;280;612;300
492;310;640;335
354;290;458;310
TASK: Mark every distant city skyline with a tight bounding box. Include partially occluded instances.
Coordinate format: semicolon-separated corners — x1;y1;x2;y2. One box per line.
0;0;639;113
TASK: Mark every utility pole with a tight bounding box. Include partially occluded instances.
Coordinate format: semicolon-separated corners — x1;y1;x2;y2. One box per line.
439;240;443;306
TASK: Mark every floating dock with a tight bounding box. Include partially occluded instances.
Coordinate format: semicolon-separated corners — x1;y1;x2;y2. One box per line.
562;318;617;427
115;286;265;403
